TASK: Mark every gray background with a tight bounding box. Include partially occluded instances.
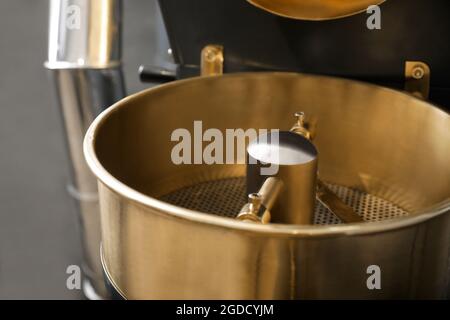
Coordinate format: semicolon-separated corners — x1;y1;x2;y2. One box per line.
0;0;170;299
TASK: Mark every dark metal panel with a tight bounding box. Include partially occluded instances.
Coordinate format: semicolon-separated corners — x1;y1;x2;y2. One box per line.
158;0;450;108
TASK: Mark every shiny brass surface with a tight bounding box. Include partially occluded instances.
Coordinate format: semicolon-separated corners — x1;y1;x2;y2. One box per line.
247;131;318;224
290;112;362;223
317;180;364;223
258;177;284;215
237;177;284;223
85;73;450;299
237;193;265;223
247;0;386;20
291;112;311;140
201;45;224;76
405;61;431;100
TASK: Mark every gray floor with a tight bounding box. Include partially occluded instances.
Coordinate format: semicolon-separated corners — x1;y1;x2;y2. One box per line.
0;0;170;299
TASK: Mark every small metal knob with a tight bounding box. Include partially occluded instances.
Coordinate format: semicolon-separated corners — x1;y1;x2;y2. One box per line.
237;178;283;224
291;111;311;140
294;111;306;126
412;66;425;80
248;193;262;214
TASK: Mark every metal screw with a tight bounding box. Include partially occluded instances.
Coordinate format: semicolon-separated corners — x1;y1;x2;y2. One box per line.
248;193;262;213
205;48;218;61
294;111;305;126
412;66;425;80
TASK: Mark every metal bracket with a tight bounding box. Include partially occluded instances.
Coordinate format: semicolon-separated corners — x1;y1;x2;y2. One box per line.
405;61;430;99
201;45;224;76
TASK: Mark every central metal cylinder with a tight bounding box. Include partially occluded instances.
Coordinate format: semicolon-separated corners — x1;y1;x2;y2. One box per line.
247;130;318;224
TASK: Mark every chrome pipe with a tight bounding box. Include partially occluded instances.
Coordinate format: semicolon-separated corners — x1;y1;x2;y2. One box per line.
46;0;122;69
46;0;125;299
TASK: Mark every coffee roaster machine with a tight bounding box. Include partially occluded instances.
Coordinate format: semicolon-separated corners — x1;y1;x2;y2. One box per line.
47;0;450;299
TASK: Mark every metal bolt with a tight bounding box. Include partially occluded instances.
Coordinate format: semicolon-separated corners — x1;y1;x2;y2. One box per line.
205;48;218;61
412;66;425;80
294;111;305;126
248;193;262;213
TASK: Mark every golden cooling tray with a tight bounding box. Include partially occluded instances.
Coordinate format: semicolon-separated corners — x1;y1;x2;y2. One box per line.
247;0;386;20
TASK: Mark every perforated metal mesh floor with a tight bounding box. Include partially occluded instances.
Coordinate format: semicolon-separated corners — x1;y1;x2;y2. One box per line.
159;177;409;224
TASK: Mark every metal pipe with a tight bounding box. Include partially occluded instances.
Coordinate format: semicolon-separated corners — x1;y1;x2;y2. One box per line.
247;130;318;225
290;112;364;223
45;0;125;299
237;177;284;223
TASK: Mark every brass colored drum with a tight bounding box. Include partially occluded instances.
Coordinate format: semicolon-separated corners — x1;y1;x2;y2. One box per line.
247;0;386;20
84;73;450;299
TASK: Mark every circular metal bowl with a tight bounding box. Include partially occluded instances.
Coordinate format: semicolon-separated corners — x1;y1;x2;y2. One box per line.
247;0;386;20
84;73;450;299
